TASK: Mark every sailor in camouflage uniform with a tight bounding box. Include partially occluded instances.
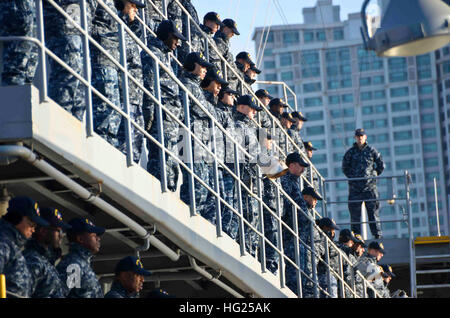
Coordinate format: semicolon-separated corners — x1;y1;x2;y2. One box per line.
355;241;385;298
178;53;216;220
210;85;240;239
0;0;38;86
231;52;253;94
191;12;223;64
280;154;322;297
57;218;105;298
141;20;187;192
233;95;263;256
105;256;151;298
0;197;49;298
242;62;260;95
342;129;385;238
350;233;366;297
213;19;240;80
290;111;308;156
44;0;97;121
303;141;319;189
23;207;71;298
115;0;146;163
378;264;395;298
316;217;340;298
278;112;296;156
90;0;123;147
255;89;274;130
336;229;359;298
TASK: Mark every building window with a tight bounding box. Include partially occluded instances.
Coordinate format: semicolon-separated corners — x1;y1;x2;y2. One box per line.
373;90;386;99
390;87;409;97
419;99;433;109
360;77;371;86
419;84;433;95
329;95;340;104
264;60;276;69
391;101;410;112
394;131;413;141
372;75;384;85
443;60;450;74
304;30;314;43
423;143;437;152
424;157;439;167
280;53;292;66
341;94;353;103
392;116;411;126
375;119;388;128
396;159;415;169
362;106;373;115
333;28;344;40
281;71;293;81
422;128;436;138
283;31;299;44
316;30;326;41
304;97;323;107
314;154;327;164
361;91;372;101
265;73;277;81
306;125;325;135
422;113;435;123
303;82;322;93
374;104;387;113
305;111;324;121
388;58;407;82
395;145;414;155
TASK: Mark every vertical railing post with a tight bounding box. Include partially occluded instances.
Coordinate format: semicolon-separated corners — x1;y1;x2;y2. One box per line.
153;61;167;192
310;220;319;298
182;91;196;216
275;185;285;289
80;0;94;137
234;144;246;256
338;253;344;298
433;177;441;236
35;0;48;102
211;120;223;237
118;23;134;167
324;234;331;297
140;8;147;46
292;206;302;298
256;166;266;273
322;179;328;218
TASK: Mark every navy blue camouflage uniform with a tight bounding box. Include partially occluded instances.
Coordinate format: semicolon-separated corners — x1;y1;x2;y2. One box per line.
213;30;235;81
56;242;104;298
141;36;183;192
280;172;323;297
317;236;339;298
104;281;137;298
179;71;216;219
337;242;358;298
44;0;98;121
117;11;145;163
0;0;38;86
0;219;33;297
342;142;385;237
23;238;65;298
91;0;122;148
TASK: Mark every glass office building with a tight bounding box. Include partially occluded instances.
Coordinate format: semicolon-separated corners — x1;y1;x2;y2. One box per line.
253;0;449;238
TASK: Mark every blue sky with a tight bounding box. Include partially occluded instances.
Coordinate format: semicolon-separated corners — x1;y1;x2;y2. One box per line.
192;0;367;57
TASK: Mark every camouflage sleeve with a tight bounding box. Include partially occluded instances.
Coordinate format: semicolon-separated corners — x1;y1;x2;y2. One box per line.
373;148;385;176
342;149;352;178
26;257;44;297
167;0;182;28
0;241;11;274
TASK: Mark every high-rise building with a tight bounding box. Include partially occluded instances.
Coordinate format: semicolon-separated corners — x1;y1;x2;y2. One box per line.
253;0;449;239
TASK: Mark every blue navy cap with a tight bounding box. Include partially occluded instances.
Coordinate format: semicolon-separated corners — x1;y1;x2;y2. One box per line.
355;128;366;136
339;229;357;242
281;112;296;123
381;264;396;278
236;95;262;111
40;207;72;231
222;18;240;35
318;217;340;230
250;62;261;74
157;20;187;41
285;152;309;167
255;89;273;100
115;256;152;276
124;0;145;8
303;141;317;151
291;111;308;121
7;197;49;227
302;186;323;201
353;233;366;247
67;217;105;236
183;52;213;70
236;51;253;64
204;12;224;27
205;66;228;85
369;241;386;254
269;98;289;108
